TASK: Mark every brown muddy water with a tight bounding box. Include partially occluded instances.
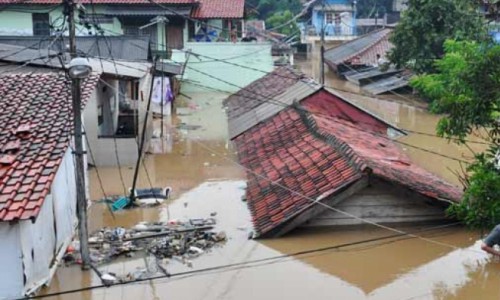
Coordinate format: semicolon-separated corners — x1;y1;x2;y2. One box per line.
39;65;500;300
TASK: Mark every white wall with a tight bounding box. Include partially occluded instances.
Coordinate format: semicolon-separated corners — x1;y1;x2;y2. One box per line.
0;148;77;299
172;42;273;93
84;73;153;167
0;223;23;300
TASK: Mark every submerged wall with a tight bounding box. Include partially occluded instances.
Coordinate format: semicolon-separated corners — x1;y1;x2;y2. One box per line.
305;178;449;227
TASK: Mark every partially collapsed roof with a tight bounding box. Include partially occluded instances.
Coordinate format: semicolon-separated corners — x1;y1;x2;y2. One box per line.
0;73;99;222
226;70;463;238
324;28;393;68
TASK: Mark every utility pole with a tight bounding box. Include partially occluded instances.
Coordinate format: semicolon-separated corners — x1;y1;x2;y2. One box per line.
66;0;91;270
140;16;168;138
320;0;325;85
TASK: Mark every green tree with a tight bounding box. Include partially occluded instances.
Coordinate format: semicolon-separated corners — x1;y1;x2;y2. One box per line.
251;0;302;20
388;0;485;74
411;40;500;229
266;10;299;36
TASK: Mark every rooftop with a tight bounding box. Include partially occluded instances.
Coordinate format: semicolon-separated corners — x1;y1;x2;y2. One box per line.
224;67;307;120
0;73;99;222
228;73;463;237
0;0;194;4
324;28;393;67
191;0;245;19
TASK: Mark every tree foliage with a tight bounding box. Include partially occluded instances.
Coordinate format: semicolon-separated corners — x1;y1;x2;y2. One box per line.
247;0;302;20
388;0;485;74
411;40;500;141
411;39;500;229
447;151;500;229
266;10;299;36
356;0;393;18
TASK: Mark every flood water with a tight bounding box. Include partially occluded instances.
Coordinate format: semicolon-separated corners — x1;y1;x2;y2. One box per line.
38;60;500;300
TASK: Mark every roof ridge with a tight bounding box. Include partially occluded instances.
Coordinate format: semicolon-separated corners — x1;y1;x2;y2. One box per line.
294;105;368;173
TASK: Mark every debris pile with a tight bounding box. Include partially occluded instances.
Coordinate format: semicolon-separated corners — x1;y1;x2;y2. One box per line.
63;218;226;268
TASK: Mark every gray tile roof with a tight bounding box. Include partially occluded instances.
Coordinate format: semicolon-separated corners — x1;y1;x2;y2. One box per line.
224;67;308;120
228;81;321;139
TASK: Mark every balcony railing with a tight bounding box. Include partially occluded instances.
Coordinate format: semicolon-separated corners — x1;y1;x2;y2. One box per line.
301;25;381;43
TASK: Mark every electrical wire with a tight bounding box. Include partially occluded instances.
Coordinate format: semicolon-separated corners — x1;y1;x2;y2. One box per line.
76;34;490;147
76;52;474;164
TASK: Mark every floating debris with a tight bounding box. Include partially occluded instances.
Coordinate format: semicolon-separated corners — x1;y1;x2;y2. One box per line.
63;218;225;267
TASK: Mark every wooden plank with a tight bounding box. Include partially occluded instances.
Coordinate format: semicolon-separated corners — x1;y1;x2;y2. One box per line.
270;177;369;237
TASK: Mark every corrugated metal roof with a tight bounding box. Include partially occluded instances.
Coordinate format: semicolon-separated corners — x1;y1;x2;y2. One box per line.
105;6;191;16
362;75;409;95
228;81;321;139
0;36;150;61
324;28;392;66
155;61;184;75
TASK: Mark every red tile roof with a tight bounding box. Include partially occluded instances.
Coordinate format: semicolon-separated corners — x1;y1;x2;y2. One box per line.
232;91;463;237
191;0;244;19
0;73;98;222
234;108;363;237
0;0;194;4
312;114;463;202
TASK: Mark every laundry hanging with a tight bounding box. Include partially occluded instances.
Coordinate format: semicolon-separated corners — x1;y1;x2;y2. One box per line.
151;76;174;105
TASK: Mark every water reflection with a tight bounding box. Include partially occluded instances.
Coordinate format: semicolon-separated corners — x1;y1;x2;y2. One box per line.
42;80;497;300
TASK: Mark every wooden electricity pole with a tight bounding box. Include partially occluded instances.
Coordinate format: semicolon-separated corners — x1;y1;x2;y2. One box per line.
66;0;91;269
320;0;325;85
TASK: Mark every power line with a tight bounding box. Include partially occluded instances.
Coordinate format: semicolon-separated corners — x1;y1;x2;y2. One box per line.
78;34;490;147
77;51;473;163
17;222;462;299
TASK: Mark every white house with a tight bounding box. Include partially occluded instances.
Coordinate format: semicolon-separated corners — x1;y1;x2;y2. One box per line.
0;72;99;299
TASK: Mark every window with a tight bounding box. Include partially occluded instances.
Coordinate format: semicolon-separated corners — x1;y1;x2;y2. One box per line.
325;12;333;24
32;13;50;36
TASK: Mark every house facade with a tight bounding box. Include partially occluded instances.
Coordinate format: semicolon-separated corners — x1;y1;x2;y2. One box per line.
225;67;463;238
0;72;98;299
0;0;246;53
302;0;358;44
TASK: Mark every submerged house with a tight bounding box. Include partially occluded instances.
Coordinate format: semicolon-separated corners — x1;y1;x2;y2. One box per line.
0;72;98;298
225;67;462;238
324;28;409;95
0;43;157;166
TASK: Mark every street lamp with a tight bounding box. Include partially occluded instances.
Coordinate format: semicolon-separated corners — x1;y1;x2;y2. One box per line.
68;56;92;269
68;57;92;79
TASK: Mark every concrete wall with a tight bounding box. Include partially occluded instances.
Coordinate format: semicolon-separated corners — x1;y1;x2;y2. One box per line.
84;74;153;167
0;6;123;36
304;178;448;227
172;42;273;93
0;149;77;299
